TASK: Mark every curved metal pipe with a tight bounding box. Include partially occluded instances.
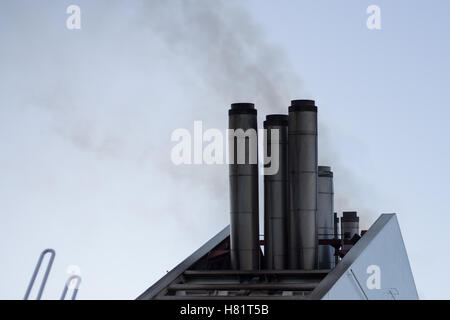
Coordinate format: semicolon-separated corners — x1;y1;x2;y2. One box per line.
24;248;56;300
60;275;82;300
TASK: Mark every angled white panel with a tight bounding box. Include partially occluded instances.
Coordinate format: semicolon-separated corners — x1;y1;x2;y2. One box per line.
311;214;418;300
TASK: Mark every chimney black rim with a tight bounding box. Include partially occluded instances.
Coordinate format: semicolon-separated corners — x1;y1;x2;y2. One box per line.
289;99;317;112
229;103;257;115
264;114;288;127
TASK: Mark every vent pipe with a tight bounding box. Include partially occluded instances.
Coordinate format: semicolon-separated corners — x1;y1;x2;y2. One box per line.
317;166;334;269
228;103;260;270
334;212;339;266
264;115;289;270
334;212;339;240
341;211;360;251
288;100;318;270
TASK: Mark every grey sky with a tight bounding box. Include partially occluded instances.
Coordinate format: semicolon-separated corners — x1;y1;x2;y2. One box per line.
0;0;449;299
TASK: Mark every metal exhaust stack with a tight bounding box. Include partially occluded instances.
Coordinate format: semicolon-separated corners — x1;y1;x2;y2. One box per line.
264;115;289;270
288;100;318;270
334;212;339;266
317;166;335;269
341;211;360;250
228;103;260;270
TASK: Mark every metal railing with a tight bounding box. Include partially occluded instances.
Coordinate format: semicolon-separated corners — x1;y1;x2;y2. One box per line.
24;248;56;300
60;275;82;300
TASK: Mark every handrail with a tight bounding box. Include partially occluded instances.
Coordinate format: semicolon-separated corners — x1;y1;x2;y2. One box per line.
24;248;56;300
60;275;82;300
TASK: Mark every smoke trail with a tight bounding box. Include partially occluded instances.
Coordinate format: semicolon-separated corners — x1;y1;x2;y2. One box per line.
127;0;308;229
134;0;304;113
1;0;374;233
0;0;307;241
1;0;377;231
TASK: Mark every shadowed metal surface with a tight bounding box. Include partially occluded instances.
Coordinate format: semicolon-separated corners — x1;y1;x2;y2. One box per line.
309;214;418;300
228;103;260;270
154;268;328;299
136;226;230;300
288;100;318;270
317;166;335;269
264;114;289;270
137;215;418;300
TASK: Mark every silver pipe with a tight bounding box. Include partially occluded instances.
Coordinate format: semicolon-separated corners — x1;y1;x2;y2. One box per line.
317;166;334;269
228;103;260;270
60;275;82;300
288;100;318;270
334;212;339;240
264;115;288;270
24;248;56;300
334;212;339;265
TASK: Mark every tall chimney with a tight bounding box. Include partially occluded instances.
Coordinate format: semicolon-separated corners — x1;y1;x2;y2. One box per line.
317;166;335;269
264;114;289;270
341;211;360;251
228;103;260;270
288;100;318;270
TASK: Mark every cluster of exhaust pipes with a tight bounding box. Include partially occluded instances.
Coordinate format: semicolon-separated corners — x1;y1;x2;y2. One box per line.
228;100;360;271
